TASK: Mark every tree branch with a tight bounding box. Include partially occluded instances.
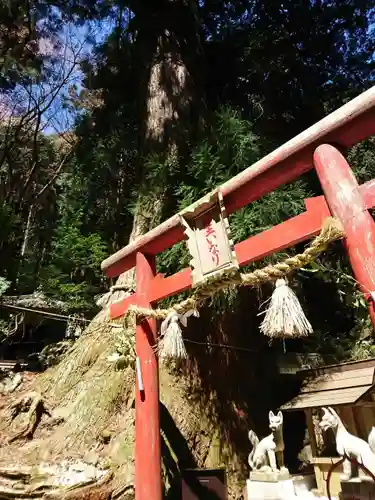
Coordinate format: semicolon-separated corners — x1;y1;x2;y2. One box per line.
34;150;73;201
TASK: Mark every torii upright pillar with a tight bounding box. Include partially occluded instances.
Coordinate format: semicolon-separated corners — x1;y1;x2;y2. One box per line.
314;144;375;328
135;252;162;500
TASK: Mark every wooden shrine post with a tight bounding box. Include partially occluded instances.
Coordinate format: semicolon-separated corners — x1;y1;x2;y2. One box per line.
135;253;162;500
314;144;375;328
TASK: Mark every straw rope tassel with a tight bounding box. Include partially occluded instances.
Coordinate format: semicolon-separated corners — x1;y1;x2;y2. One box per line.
158;312;187;359
260;278;313;339
157;310;199;359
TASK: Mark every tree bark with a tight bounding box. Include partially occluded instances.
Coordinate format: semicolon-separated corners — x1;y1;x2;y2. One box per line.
15;203;35;288
20;204;34;258
109;0;204;303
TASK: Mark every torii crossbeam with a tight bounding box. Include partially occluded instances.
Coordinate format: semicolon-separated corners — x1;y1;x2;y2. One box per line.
101;86;375;500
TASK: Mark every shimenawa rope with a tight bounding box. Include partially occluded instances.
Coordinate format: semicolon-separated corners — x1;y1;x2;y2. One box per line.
123;217;344;322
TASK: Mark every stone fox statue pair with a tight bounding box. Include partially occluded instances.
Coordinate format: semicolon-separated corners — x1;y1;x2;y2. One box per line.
248;410;287;473
248;407;375;479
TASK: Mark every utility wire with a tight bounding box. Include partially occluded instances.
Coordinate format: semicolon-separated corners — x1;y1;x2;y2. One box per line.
0;303;90;323
184;338;258;352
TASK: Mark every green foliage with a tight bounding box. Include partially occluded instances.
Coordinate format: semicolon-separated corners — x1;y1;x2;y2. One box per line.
0;0;75;89
0;118;67;287
39;202;108;310
350;343;375;361
0;203;19;238
0;203;22;282
158;108;310;275
0;276;10;295
0;276;11;336
348;137;375;183
206;0;375;141
0;0;41;89
230;183;308;244
176;108;262;204
294;252;370;358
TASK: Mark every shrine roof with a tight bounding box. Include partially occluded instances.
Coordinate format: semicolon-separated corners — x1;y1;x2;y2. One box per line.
280;358;375;411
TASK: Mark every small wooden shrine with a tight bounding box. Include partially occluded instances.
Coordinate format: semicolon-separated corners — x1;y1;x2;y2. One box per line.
281;358;375;498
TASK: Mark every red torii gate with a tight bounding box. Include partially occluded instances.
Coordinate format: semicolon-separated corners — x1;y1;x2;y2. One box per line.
101;86;375;500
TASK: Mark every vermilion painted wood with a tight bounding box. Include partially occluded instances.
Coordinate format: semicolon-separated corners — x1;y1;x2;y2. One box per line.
135;253;162;500
222;107;375;215
361;179;375;209
314;144;375;328
101;88;375;278
109;178;375;319
304;179;375;214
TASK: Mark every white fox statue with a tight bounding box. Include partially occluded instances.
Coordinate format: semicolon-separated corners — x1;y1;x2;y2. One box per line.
248;410;287;473
320;406;375;480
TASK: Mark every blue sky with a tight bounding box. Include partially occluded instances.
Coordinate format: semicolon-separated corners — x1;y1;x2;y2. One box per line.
0;14;119;137
42;18;113;135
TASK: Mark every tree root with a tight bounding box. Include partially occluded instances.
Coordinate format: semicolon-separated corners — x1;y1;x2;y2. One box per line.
0;468;32;480
45;471;114;500
0;489;44;498
0;469;51;498
0;471;114;500
111;482;134;499
7;392;51;443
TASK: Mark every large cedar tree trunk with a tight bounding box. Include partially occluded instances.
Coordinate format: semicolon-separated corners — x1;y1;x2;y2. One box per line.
111;0;204;298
